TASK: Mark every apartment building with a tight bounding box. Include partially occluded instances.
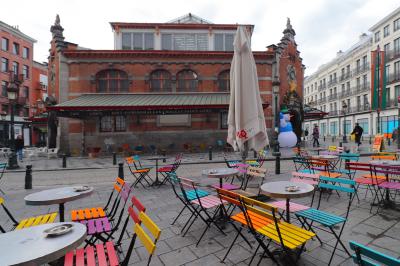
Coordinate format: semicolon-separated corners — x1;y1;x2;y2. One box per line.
0;21;36;146
304;7;400;137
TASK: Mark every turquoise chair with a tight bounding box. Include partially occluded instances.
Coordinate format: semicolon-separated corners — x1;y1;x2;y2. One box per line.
349;241;400;266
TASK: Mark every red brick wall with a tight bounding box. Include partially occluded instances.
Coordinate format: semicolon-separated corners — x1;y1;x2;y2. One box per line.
0;28;34;115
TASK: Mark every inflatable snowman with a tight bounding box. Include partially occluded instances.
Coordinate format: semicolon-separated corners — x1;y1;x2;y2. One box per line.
278;110;297;148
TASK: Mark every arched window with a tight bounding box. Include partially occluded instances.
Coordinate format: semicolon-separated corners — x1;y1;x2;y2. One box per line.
218;70;230;92
150;70;172;92
96;69;129;93
177;70;198;92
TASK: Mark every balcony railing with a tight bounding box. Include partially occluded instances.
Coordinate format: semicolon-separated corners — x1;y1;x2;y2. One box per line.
318;97;327;104
339;90;351;98
328;110;338;116
384;49;400;63
328;94;338;101
353;64;370;76
327;78;338;87
339;72;351;82
386;72;400;84
318;84;326;91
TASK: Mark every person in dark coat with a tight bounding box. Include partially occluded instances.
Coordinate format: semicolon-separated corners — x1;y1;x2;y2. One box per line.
351;123;364;146
15;135;24;161
312;124;320;147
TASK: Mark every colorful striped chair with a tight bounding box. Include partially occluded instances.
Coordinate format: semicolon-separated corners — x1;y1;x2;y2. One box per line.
349;241;400;266
125;156;153;188
217;189;315;265
71;177;125;222
0;197;57;232
65;209;160;266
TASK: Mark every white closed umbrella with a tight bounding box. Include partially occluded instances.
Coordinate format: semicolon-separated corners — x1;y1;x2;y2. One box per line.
227;25;269;156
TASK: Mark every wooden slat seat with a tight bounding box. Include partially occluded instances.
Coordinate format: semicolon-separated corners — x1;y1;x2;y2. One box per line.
362;174;386;180
354;177;384;185
258;221;315;250
71;207;106;221
295;208;346;227
318;171;341;178
80;217;112;235
15;212;58;230
211;183;240;190
64;241;119;266
231;210;273;230
270;201;310;212
190;195;227;209
178;189;209;201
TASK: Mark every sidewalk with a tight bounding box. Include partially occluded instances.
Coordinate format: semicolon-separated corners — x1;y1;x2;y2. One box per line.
2;139;397;173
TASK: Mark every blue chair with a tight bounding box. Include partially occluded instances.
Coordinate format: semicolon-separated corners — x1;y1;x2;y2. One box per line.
295;176;356;265
0;162;7;194
349;241;400;266
334;152;360;179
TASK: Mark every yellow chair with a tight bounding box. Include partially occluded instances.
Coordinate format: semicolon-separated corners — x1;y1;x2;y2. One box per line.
0;197;57;232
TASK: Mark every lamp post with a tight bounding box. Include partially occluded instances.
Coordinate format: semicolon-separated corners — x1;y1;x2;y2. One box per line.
272;83;281;174
7;72;22;169
342;102;348;143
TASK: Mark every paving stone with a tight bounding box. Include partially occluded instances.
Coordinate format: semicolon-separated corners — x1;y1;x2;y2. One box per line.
184;254;229;266
188;239;224;257
159;247;197;266
371;236;400;254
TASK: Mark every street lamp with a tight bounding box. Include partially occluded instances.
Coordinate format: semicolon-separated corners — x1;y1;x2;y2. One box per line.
342;102;348;143
7;72;22;169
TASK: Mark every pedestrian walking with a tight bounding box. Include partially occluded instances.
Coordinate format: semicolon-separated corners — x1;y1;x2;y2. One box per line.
304;128;309;141
312;124;320;147
15;135;24;162
351;123;364;146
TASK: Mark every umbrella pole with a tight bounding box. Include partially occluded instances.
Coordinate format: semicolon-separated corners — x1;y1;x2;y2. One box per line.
241;142;248;164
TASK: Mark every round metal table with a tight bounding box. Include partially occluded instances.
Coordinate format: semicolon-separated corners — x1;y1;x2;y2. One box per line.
0;222;86;265
25;186;93;222
148;156;167;186
261;181;314;223
202;168;239;188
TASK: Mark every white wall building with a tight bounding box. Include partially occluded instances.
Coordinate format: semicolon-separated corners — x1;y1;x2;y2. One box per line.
304;7;400;138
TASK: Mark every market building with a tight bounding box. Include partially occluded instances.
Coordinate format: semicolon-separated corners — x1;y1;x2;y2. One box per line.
47;14;304;155
304;7;400;139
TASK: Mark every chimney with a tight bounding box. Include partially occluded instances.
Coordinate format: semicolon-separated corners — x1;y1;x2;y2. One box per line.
336;50;343;57
359;33;367;40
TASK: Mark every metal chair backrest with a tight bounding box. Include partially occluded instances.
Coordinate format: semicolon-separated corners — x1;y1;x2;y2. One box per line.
349;241;400;266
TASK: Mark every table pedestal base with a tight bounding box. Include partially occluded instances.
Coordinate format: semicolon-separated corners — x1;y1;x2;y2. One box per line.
59;203;65;222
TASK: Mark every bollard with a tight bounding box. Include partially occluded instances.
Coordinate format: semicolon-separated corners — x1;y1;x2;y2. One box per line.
332;136;334;142
118;162;124;180
162;149;167;163
388;137;391;146
112;152;117;165
208;146;213;161
62;154;67;168
324;136;326;142
369;136;372;144
25;165;32;189
253;150;257;158
275;155;280;174
339;142;343;147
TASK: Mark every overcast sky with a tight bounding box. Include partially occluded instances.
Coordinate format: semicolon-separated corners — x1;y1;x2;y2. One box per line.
1;0;399;75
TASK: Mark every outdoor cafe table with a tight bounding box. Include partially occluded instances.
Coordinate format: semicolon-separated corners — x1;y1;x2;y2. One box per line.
309;147;326;155
25;186;94;222
369;160;400;208
148;156;167;186
202;168;239;188
0;222;86;265
261;181;314;223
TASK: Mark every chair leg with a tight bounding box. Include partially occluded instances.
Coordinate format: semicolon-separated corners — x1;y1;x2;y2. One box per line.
249;243;261;265
171;205;187;225
327;225;350;266
221;228;241;262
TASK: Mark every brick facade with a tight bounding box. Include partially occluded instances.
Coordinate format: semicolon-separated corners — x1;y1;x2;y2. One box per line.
48;15;304;154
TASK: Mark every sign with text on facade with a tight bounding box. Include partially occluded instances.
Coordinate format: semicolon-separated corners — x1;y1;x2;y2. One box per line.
372;134;384;152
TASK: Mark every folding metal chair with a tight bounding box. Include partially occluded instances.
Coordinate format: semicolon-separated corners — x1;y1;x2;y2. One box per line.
349;241;400;266
0;197;57;232
157;153;183;185
71;177;125;221
334;152;360;179
295;176;356;265
65;210;161;266
125;156;153;188
82;182;132;246
167;172;209;226
177;176;227;246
